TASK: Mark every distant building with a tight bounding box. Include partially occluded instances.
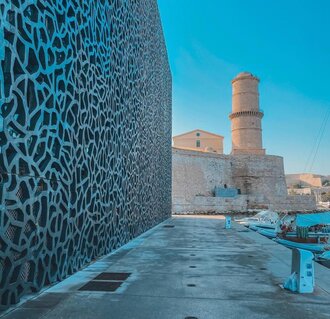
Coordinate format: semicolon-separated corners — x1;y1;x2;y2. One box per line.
173;129;224;154
286;174;330;208
286;173;326;188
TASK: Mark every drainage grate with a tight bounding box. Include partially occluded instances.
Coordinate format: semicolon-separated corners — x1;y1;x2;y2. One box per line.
79;281;122;292
94;272;131;281
79;272;131;292
163;225;175;228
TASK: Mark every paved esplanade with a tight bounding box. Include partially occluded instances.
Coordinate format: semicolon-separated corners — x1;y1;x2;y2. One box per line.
2;216;329;319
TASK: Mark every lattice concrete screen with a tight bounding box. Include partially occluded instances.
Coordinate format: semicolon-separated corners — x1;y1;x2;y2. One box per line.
0;0;171;307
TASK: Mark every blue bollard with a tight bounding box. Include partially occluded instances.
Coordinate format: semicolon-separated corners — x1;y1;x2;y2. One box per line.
225;216;231;229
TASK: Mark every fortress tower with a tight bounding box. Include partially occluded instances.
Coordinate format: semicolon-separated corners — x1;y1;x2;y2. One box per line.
230;72;265;155
171;71;316;214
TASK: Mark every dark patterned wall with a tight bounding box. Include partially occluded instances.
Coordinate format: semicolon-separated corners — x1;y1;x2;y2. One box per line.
0;0;171;307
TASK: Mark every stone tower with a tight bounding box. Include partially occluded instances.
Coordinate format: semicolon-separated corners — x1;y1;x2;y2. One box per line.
230;72;265;155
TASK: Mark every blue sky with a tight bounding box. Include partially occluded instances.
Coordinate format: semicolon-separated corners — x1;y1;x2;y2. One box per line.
158;0;330;175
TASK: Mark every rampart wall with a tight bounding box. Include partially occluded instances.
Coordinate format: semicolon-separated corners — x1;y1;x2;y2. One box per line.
173;149;316;213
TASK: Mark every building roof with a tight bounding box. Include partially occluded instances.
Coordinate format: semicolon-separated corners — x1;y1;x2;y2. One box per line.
237;71;253;77
172;146;215;153
172;129;224;139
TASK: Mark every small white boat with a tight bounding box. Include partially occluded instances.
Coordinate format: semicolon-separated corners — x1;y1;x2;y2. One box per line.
235;210;279;228
274;238;328;254
235;217;260;226
316;250;330;268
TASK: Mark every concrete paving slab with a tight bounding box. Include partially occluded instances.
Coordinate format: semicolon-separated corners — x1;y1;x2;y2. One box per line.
1;215;329;319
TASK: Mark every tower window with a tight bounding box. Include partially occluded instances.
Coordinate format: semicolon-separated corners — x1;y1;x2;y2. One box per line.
196;140;200;147
196;132;200;137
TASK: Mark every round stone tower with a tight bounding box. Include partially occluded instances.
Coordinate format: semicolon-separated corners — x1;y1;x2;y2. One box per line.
230;72;265;155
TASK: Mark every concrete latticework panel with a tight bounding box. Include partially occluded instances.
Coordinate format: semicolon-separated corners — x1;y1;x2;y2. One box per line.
0;0;171;307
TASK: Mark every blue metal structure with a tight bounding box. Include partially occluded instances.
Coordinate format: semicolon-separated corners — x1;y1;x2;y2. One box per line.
214;187;238;198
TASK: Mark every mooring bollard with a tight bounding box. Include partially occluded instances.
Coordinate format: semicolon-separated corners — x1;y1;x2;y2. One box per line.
225;216;231;229
283;248;314;293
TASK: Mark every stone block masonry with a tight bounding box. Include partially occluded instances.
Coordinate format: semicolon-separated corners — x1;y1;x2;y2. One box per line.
0;0;171;308
172;148;316;213
172;72;316;214
231;72;265;155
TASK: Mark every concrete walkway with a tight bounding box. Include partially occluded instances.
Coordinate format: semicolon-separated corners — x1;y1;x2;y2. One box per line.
1;215;330;319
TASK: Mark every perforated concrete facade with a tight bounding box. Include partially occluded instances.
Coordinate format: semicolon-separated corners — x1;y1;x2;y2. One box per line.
0;0;171;308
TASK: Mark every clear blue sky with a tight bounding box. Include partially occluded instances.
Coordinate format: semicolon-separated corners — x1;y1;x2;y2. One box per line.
158;0;330;175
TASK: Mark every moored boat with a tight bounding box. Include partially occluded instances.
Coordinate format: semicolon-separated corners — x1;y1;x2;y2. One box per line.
258;228;330;240
316;251;330;268
257;228;296;239
257;228;277;238
235;210;279;228
249;223;276;231
273;212;330;253
273;238;328;254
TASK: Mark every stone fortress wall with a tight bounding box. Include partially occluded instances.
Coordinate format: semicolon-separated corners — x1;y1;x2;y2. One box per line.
0;0;171;308
172;148;316;213
172;72;316;214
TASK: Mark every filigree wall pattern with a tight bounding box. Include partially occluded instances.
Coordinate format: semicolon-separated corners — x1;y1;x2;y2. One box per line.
0;0;171;307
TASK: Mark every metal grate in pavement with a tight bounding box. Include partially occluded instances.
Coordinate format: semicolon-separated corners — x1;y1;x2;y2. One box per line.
78;281;122;292
79;272;132;292
93;272;131;281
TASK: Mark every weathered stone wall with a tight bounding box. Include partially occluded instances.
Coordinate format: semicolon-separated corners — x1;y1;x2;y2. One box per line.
0;0;171;308
172;148;316;213
231;155;288;198
172;148;233;200
266;195;316;212
173;195;248;213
